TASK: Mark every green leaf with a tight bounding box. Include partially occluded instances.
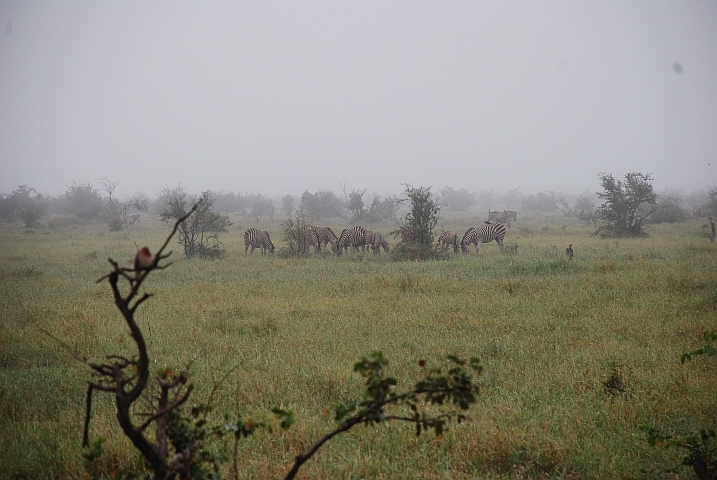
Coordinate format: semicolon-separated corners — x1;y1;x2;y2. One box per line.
271;408;296;429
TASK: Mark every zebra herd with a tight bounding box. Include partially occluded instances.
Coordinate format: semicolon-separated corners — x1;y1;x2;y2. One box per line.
243;222;506;257
243;225;390;256
243;210;516;257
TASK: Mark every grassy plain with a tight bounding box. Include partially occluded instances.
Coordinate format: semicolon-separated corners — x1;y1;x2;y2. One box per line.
1;212;716;479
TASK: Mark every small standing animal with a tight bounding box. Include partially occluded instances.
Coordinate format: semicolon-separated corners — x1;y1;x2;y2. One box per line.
566;244;574;261
134;247;155;270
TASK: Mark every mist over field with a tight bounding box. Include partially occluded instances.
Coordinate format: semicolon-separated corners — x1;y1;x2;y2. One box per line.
1;1;716;201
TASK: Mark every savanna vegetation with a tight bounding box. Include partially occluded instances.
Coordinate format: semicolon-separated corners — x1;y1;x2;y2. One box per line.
2;203;716;479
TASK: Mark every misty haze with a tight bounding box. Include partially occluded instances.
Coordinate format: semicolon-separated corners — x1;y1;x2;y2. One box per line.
1;1;716;201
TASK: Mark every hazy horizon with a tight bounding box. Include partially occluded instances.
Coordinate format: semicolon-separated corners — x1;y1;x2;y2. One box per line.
2;1;716;200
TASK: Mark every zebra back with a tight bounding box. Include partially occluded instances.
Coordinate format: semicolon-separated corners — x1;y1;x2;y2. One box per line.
314;226;338;249
335;226;367;256
461;223;506;254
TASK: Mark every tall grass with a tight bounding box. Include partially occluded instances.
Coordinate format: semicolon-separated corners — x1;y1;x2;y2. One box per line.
1;214;715;478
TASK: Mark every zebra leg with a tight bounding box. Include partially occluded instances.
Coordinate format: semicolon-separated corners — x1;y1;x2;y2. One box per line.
475;241;482;254
497;239;504;253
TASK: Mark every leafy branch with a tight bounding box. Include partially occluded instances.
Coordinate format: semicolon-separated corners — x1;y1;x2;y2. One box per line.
279;352;482;480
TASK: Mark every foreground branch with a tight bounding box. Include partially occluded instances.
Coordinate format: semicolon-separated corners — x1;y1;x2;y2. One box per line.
84;203;199;480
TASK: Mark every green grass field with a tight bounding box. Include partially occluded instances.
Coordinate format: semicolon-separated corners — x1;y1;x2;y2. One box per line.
1;213;716;479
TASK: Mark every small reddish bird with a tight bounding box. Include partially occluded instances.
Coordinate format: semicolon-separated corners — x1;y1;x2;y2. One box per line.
134;247;155;270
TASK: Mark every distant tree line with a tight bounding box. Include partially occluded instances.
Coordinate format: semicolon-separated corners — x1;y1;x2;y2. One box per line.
1;179;715;231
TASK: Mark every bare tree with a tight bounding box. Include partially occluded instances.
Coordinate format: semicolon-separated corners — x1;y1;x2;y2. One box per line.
86;205;201;479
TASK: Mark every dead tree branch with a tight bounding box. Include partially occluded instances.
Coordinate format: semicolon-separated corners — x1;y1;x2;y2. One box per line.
84;203;199;480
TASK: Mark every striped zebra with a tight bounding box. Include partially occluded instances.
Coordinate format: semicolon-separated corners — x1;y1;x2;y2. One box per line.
487;210;517;227
334;226;367;256
244;228;275;255
460;223;506;254
437;230;460;254
314;226;339;251
300;225;322;254
368;231;390;256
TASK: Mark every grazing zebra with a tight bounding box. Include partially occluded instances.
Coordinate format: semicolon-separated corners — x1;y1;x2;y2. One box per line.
243;228;275;255
437;230;460;254
460;223;506;254
300;225;322;254
334;226;367;256
368;231;390;255
313;226;339;251
487;210;517;227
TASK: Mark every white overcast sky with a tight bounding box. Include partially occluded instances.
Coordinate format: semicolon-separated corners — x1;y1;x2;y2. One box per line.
1;1;716;199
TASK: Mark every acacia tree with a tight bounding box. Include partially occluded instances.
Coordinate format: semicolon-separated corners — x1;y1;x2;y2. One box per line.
160;190;231;259
595;172;658;238
702;187;717;215
391;185;443;260
439;186;475;212
0;185;48;227
102;178;148;231
367;193;400;223
62;181;105;221
346;188;368;221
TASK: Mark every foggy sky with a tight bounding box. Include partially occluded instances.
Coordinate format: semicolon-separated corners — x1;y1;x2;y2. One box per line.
1;1;716;199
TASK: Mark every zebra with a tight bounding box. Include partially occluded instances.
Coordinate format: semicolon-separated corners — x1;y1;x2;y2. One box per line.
244;228;275;255
313;226;339;251
368;231;390;255
460;223;506;254
334;226;367;256
437;230;460;254
487;210;517;227
300;225;322;254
